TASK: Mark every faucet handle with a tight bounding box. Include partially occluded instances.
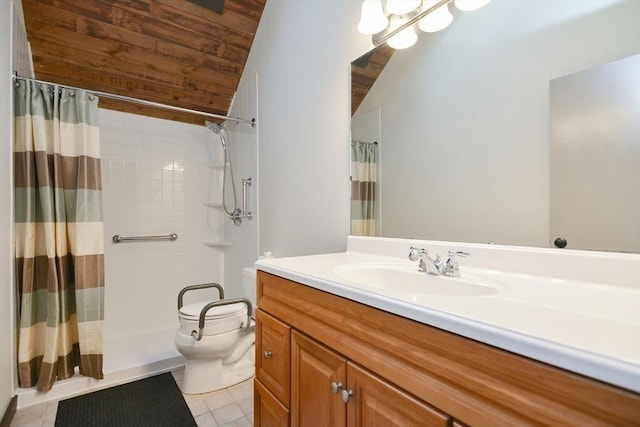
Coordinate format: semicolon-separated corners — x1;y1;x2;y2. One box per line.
445;251;470;277
408;246;426;261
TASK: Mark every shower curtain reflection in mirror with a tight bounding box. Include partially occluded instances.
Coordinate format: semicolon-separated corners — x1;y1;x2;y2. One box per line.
14;80;105;391
351;140;378;236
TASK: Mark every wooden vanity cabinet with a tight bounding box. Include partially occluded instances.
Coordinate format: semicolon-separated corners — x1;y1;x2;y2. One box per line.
255;271;640;426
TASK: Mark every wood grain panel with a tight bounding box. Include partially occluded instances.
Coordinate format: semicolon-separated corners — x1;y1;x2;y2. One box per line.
255;378;290;427
291;330;347;427
256;309;291;407
347;362;450;427
351;45;395;116
22;0;266;125
257;271;640;426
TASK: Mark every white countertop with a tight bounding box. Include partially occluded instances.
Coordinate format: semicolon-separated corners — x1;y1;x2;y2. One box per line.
255;238;640;393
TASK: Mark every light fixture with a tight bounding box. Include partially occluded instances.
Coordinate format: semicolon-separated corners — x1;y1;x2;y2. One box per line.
387;15;418;49
418;1;453;32
357;0;389;35
385;0;421;15
358;0;490;49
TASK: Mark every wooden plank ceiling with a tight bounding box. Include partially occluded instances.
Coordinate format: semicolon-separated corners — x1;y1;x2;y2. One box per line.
351;44;394;116
22;0;266;126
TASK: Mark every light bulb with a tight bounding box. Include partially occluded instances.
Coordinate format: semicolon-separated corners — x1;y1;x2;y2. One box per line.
357;0;389;35
386;0;421;15
386;15;418;49
454;0;490;11
418;3;453;32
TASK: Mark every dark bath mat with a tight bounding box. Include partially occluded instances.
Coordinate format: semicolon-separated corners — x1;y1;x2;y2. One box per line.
54;372;197;427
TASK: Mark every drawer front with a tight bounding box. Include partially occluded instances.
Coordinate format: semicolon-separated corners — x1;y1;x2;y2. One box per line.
346;361;450;427
256;308;291;406
255;378;290;427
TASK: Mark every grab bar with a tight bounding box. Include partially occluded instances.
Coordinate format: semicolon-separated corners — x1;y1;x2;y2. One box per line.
242;178;252;220
177;283;225;310
112;232;178;243
192;298;253;341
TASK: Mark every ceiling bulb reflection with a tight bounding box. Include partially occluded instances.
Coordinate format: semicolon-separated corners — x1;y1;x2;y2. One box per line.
418;2;453;32
387;15;418;49
357;0;389;35
386;0;421;15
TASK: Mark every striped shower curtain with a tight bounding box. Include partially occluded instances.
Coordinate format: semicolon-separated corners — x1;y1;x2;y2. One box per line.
350;140;378;236
14;81;105;391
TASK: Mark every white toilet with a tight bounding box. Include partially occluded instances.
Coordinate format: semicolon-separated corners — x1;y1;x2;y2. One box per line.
175;267;257;394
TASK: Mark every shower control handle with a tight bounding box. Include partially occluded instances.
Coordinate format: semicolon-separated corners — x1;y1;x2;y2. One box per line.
263;351;272;359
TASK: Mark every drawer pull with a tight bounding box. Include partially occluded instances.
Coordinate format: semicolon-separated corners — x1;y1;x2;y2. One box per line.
330;382;343;394
263;351;273;359
341;389;354;403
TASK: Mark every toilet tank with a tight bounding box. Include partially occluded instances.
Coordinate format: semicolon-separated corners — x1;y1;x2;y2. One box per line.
242;266;257;311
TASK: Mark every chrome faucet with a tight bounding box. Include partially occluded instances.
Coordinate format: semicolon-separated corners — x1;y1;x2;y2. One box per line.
408;247;469;277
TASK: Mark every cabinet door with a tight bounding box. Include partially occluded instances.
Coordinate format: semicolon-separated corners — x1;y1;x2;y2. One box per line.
291;330;347;427
256;309;291;406
255;378;289;427
346;362;450;427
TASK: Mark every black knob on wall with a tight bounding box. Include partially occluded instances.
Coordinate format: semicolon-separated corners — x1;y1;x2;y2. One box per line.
554;237;568;248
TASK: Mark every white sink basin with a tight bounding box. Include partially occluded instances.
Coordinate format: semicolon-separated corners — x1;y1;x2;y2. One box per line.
334;263;505;298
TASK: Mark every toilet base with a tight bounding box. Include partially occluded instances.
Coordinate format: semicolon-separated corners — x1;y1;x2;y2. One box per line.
180;340;255;395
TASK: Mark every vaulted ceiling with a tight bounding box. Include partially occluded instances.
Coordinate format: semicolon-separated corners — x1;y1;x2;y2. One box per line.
22;0;266;125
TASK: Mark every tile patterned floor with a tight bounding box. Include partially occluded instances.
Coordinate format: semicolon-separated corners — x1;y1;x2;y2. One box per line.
10;369;254;427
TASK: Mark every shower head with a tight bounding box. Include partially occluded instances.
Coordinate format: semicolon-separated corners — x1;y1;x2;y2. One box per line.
205;120;224;134
205;120;229;149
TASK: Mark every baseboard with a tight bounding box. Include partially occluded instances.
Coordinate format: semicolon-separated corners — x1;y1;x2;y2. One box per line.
16;356;185;409
0;396;17;427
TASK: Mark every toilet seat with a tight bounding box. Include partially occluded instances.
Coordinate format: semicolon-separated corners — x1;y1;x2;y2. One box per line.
178;301;248;336
179;301;247;319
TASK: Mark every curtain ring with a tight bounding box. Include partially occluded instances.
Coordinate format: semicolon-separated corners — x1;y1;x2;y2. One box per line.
88;95;95;101
69;91;75;97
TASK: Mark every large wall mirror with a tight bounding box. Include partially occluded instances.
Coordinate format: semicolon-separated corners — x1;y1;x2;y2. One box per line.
351;0;640;253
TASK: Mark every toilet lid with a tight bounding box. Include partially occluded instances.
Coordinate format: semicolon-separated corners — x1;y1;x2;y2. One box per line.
179;301;247;320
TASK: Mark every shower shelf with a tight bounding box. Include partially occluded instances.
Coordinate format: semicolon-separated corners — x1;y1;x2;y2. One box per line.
203;163;229;169
203;202;224;208
203;241;232;247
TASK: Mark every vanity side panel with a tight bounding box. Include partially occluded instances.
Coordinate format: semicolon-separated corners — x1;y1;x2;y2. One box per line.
257;271;640;426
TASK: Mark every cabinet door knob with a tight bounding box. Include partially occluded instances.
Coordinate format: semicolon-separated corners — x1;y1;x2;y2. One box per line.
341;389;354;403
263;351;272;359
330;382;343;394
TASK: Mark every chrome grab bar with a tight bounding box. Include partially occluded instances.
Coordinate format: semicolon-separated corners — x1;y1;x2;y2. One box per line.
192;298;253;341
112;232;178;243
242;178;252;220
177;283;225;310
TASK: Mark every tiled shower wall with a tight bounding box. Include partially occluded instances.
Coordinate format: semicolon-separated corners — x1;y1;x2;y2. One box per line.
100;108;227;373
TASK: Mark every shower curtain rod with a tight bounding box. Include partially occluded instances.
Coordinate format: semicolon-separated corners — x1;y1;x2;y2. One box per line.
11;72;256;127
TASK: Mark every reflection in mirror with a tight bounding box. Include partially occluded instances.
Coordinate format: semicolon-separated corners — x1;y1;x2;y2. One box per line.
351;0;640;253
551;54;640;253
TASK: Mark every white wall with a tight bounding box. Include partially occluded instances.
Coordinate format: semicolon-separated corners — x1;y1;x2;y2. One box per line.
1;0;32;414
356;0;640;247
223;75;259;297
239;0;372;258
0;1;15;416
100;109;225;372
